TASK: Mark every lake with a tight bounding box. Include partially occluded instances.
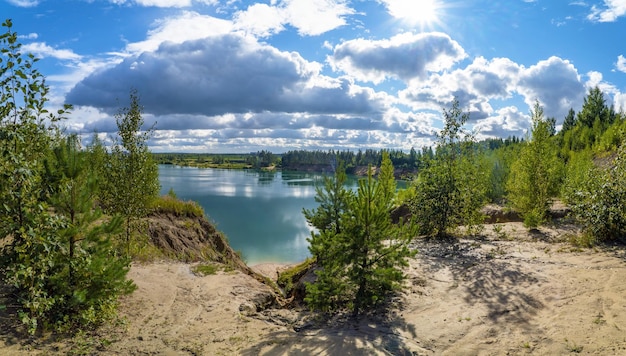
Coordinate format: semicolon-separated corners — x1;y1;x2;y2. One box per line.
159;165;360;264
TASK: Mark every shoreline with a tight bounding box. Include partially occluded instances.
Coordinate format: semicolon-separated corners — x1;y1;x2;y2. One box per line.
250;262;297;280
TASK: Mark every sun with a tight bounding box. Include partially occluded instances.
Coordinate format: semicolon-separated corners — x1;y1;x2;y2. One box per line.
386;0;443;28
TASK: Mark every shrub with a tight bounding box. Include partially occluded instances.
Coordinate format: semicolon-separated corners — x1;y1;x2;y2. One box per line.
567;144;626;243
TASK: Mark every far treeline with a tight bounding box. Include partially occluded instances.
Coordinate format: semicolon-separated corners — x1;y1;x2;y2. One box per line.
153;138;522;174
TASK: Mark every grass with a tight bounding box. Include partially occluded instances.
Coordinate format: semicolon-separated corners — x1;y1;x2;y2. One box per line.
151;195;204;218
593;314;606;325
491;224;510;240
565;338;583;353
568;232;596;248
192;263;222;276
277;258;315;296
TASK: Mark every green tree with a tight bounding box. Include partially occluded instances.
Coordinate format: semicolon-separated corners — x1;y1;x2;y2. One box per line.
577;86;614;128
566;143;626;243
100;89;160;253
0;19;134;334
303;161;352;264
47;135;136;331
507;101;562;228
0;18;68;333
378;150;396;204
305;157;417;315
410;98;487;238
561;108;577;133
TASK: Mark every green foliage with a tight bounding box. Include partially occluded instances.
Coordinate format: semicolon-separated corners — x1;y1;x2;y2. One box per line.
99;89;160;253
304;157;417;315
577;86;615;128
378;150;396;204
566;144;626;243
303;161;352;263
507;101;563;228
560;87;617;155
277;258;315;296
0;19;134;334
151;194;205;218
561;149;595;204
485;144;520;202
409;98;488;238
192;263;220;276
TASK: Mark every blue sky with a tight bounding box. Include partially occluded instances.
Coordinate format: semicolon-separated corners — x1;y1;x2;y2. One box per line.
3;0;626;153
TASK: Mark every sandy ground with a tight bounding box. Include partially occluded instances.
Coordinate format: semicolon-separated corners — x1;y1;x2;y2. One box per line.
2;221;626;355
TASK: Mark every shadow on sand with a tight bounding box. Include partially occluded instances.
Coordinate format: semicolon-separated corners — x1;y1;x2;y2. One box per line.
413;237;544;325
241;301;422;355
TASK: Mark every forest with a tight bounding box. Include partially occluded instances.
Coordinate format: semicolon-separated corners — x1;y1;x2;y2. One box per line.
2;16;626;349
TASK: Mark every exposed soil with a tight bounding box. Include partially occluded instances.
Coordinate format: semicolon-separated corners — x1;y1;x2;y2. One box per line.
1;217;626;355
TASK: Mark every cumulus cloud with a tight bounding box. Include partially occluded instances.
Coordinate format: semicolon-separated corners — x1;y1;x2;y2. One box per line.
588;0;626;22
125;11;233;54
517;56;585;120
282;0;354;36
22;42;82;61
329;32;466;84
474;106;530;139
66;34;386;118
399;56;520;117
234;3;285;37
399;55;586;135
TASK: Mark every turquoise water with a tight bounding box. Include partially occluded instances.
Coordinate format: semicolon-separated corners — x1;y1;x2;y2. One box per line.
159;165;359;264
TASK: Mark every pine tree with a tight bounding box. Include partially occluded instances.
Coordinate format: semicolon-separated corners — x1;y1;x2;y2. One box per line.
378;150;396;204
305;156;417;315
561;108;576;133
303;160;352;263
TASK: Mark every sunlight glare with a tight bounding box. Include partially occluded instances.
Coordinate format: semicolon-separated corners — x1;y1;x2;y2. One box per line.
387;0;442;27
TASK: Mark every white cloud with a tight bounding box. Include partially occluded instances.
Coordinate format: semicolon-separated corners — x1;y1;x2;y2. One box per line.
588;0;626;22
474;106;529;139
517;56;585;119
329;32;466;84
234;3;285;37
614;92;626;112
399;56;521;117
232;0;354;38
125;11;233;54
6;0;38;7
18;33;38;39
616;55;626;73
282;0;354;36
21;42;82;61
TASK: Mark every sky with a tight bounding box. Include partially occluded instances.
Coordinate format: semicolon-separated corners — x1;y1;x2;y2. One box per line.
3;0;626;153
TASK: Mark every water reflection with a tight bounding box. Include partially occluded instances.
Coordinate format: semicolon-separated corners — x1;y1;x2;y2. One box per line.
158;166;343;263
